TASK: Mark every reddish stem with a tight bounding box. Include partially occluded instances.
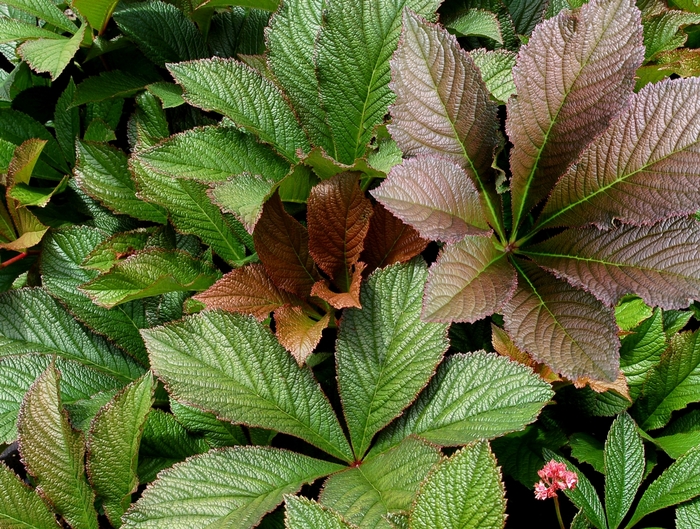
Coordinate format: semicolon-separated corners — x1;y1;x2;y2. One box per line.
0;252;28;269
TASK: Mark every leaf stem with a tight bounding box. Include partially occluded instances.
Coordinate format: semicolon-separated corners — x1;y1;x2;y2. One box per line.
553;496;567;529
0;251;28;269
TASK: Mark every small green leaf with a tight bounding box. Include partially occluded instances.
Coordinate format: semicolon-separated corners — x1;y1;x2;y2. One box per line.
53;79;80;165
446;8;503;43
2;0;78;34
615;296;653;332
18;25;85;80
619;309;665;401
123;447;343;528
72;71;155;107
73;0;119;34
81;228;153;272
285;496;356;529
146;82;184;108
410;442;506;529
0;461;60;528
0;17;63;43
570;433;605;474
469;49;516;104
130;92;169;150
653;410;700;459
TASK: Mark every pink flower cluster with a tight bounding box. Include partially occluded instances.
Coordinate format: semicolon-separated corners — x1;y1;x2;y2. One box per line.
534;460;578;500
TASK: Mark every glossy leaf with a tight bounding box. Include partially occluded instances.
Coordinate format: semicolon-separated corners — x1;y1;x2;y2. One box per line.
0;461;60;528
2;0;77;33
619;309;666;401
274;306;330;365
53;80;78;165
143;311;354;462
653;410;700;459
18;25;85;80
73;0;119;33
285;496;356;529
72;71;155;107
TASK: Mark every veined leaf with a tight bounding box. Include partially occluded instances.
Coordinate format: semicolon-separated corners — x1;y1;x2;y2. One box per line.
541;78;700;228
308;172;373;291
18;25;85;80
170;400;247;448
422;235;516;323
503;259;620;382
146;82;183;108
168;58;309;162
7;137;44;185
469;49;516;105
18;366;99;529
75;141;168;224
194;263;298;320
113;0;207;66
677;497;700;529
336;260;449;458
81;228;153;272
130;92;169;150
73;0;119;34
274;306;330;365
2;0;77;34
632;330;700;431
80;249;221;308
0;288;144;382
643;10;700;60
285;496;356;529
0;461;60;528
143;311;354;462
508;0;644;230
504;0;548;35
210;174;280;233
86;373;154;527
372;352;553;453
316;0;439;164
320;437;441;529
526;218;700;309
446;9;503;43
625;445;700;528
372;156;489;243
619;309;666;401
0;18;63;43
72;71;156;107
123;447;343;528
410;442;506;529
604;413;645;529
653;410;700;459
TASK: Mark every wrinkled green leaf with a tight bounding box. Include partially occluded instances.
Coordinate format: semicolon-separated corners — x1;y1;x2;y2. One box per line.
0;461;60;528
285;496;356;529
72;71;155;107
446;8;503;43
469;49;516;104
18;25;85;80
2;0;77;34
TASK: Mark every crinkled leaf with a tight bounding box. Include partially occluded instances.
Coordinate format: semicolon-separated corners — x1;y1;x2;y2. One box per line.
0;17;63;43
503;259;620;382
207;8;269;58
18;25;85;80
508;0;644;229
210;174;280;233
194;263;297;320
123;447;343;529
469;49;516;104
337;260;449;457
410;442;506;529
372;156;489;243
2;0;77;34
0;461;60;528
604;413;644;529
643;10;700;60
86;373;154;527
170;400;247;448
129;92;169;150
677;497;700;529
143;311;354;462
285;496;356;529
18;366;99;529
274;306;330;365
422;235;516;323
53;79;79;165
373;352;553;453
541;78;700;228
311;264;364;310
7;137;44;187
168;58;308;162
320;437;441;529
81;228;153;272
504;0;548;35
619;309;665;401
446;8;502;43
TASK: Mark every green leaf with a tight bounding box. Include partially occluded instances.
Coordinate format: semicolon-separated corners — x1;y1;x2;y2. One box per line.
81;228;153;272
80;249;221;308
168;58;308;162
208;8;269;58
677;497;700;529
336;260;448;458
73;0;119;34
18;365;99;529
615;296;653;332
316;0;439;164
320;437;440;529
504;0;548;35
625;445;700;528
604;413;645;529
619;308;665;401
113;1;208;66
446;8;503;43
143;311;354;462
146;82;184;108
123;447;343;528
653;410;700;459
18;25;85;80
66;389;120;432
632;330;700;430
2;0;78;34
75;141;168;224
170;399;247;447
129;92;169;150
53;79;80;165
285;496;356;529
469;49;516;104
410;441;506;529
86;373;153;527
0;288;145;381
72;71;155;107
210;174;280;233
643;11;700;60
372;352;553;453
0;461;60;528
0;17;63;43
9;176;67;207
570;433;606;474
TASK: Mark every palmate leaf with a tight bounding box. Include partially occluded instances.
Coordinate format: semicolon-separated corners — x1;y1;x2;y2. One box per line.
123;447;343;529
372;156;489;243
503;260;620;382
422;235;516;324
143;311;354;462
540;78;700;229
336;260;449;458
507;0;644;230
315;0;439;164
526;217;700;309
285;497;356;529
319;437;441;529
0;461;60;529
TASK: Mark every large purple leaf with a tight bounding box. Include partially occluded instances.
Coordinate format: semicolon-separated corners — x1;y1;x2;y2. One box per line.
422;235;516;323
540;78;700;228
507;0;643;230
524;217;700;309
371;155;490;243
503;259;620;382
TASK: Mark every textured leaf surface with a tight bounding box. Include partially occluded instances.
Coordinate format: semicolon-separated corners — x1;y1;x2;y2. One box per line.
75;142;167;224
336;260;449;457
0;17;62;43
504;0;548;35
81;228;153;272
410;442;506;529
373;352;553;452
677;497;700;529
86;374;154;527
541;78;700;228
2;0;77;33
72;71;155;107
619;309;665;401
503;260;620;382
0;461;60;528
168;58;308;162
320;437;440;529
526;218;700;309
18;366;99;529
604;413;644;529
508;0;643;229
211;174;281;233
423;235;516;323
469;49;516;104
285;497;356;529
643;11;700;60
447;8;502;42
372;156;489;243
123;447;343;528
143;311;353;462
170;400;246;448
274;306;330;365
17;24;84;80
